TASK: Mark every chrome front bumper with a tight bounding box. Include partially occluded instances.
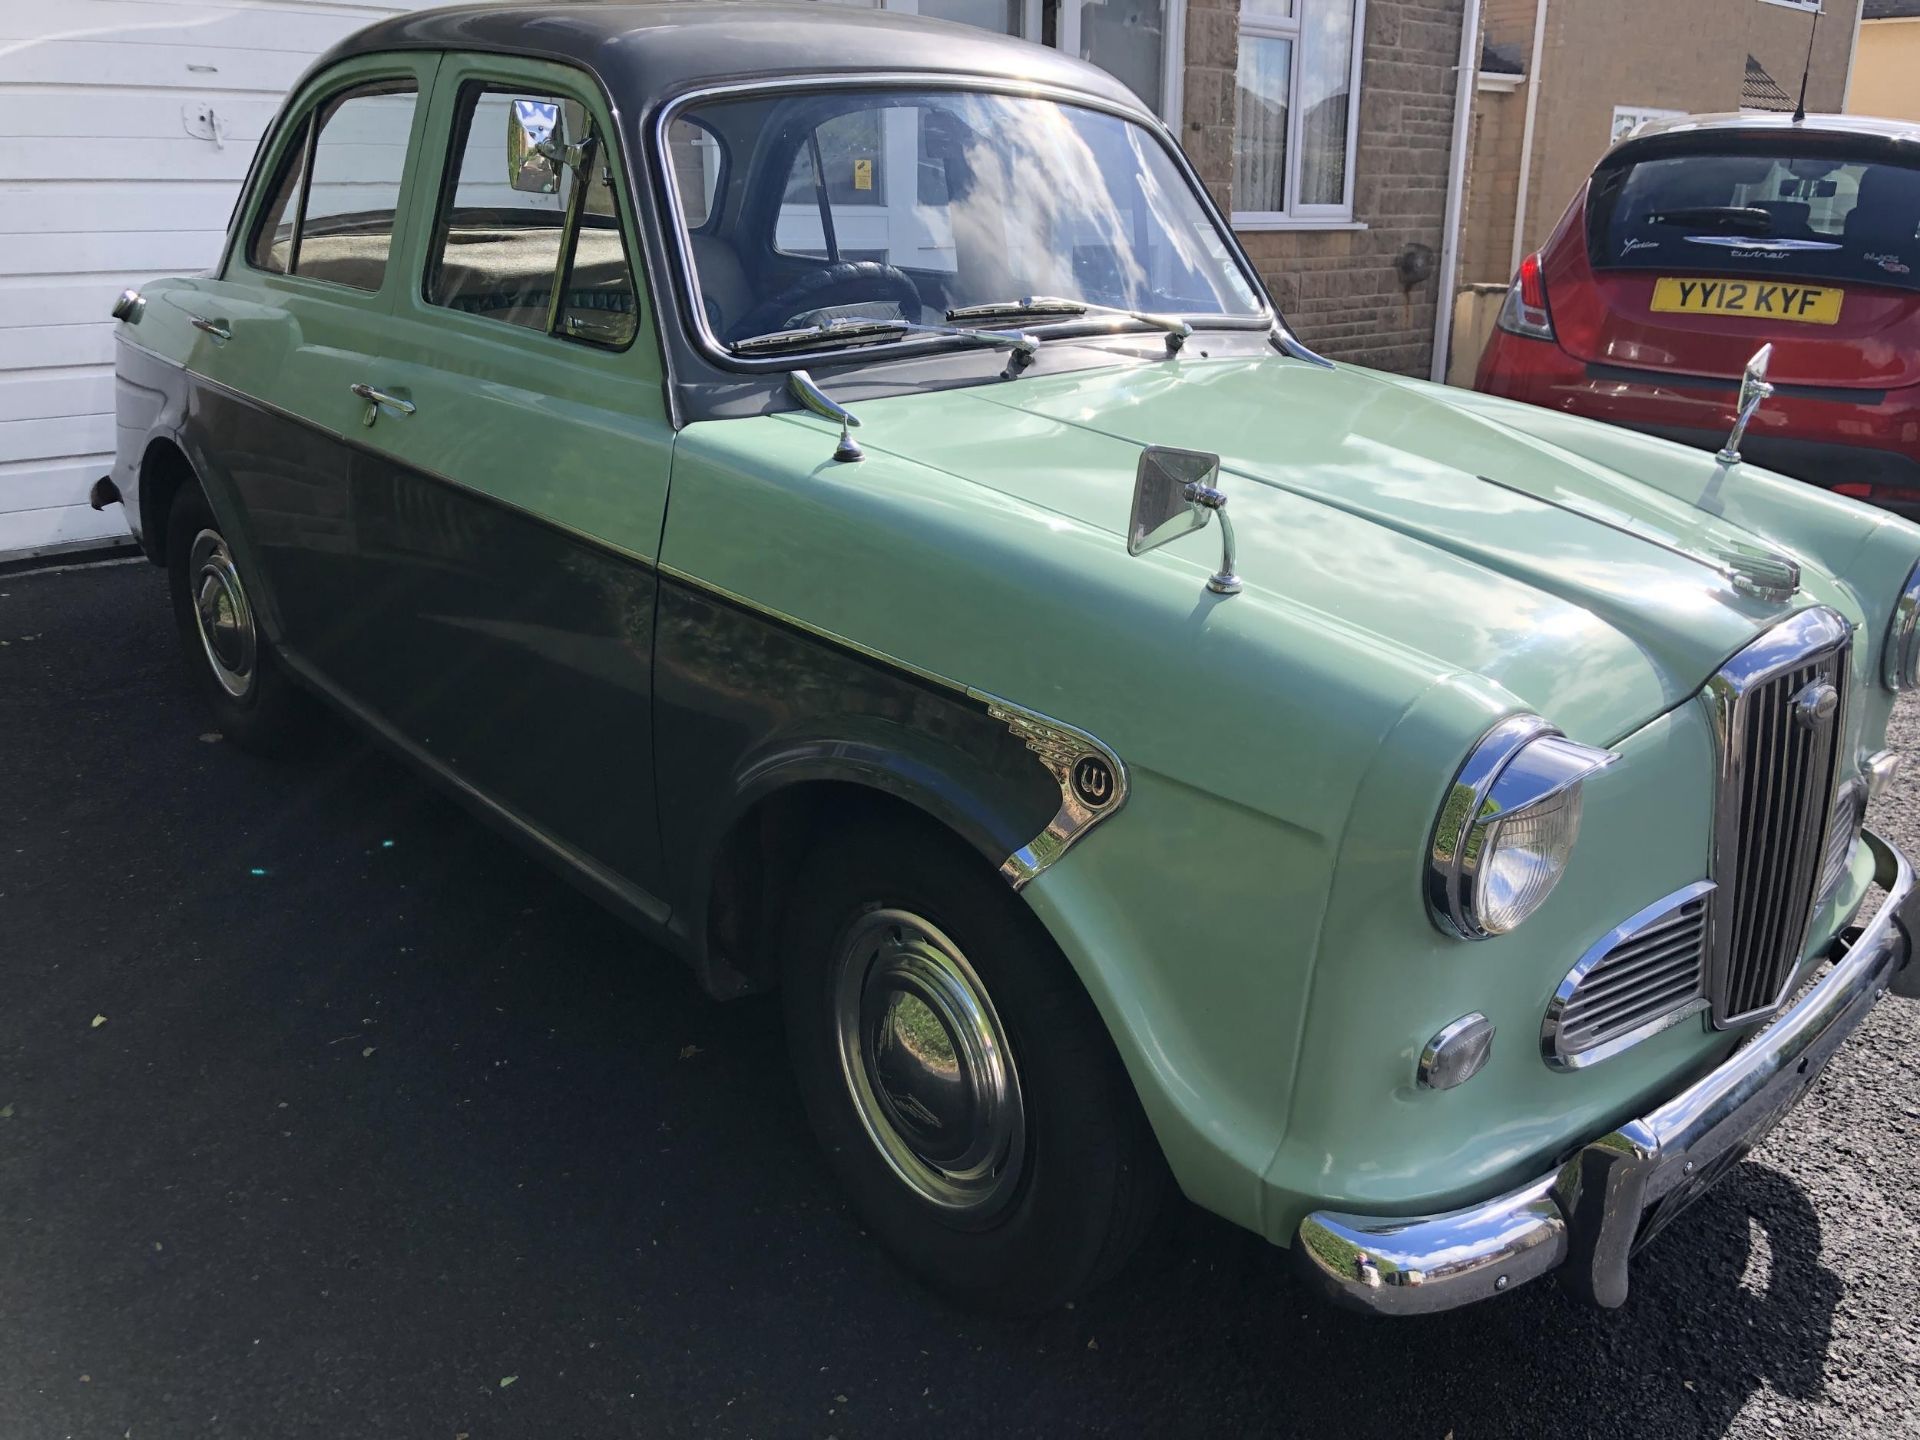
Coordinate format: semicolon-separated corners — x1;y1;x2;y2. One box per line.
1294;829;1920;1316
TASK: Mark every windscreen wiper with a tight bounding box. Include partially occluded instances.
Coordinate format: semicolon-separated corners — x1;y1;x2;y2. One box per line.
731;316;1041;371
946;296;1194;354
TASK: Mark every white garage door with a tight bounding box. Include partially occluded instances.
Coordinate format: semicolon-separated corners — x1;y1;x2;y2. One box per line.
0;0;441;563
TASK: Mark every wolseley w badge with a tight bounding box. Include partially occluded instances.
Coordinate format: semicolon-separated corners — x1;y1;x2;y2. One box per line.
1072;755;1116;809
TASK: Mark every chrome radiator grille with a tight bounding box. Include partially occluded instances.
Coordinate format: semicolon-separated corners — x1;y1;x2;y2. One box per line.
1544;883;1711;1069
1707;609;1851;1027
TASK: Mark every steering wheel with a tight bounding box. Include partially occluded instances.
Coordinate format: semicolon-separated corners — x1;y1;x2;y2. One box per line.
729;261;923;342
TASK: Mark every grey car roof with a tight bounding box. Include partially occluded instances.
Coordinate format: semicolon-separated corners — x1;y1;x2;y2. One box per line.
314;0;1146;115
1621;111;1920;147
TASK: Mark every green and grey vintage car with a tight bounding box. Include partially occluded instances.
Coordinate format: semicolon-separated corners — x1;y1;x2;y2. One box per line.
100;1;1920;1315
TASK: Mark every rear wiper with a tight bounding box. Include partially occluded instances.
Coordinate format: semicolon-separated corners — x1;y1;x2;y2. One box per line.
730;316;1041;370
1643;205;1775;235
946;296;1194;354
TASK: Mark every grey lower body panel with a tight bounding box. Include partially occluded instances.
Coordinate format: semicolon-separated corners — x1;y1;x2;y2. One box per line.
1293;828;1919;1316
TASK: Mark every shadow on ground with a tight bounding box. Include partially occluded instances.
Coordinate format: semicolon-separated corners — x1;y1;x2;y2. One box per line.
2;563;1900;1440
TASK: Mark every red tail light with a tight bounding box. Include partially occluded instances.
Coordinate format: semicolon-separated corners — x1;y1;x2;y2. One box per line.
1497;252;1555;341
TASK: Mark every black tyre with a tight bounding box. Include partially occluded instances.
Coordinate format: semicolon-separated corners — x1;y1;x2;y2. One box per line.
165;484;307;752
782;809;1167;1313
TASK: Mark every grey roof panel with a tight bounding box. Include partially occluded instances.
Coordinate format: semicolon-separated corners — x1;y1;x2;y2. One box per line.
313;1;1145;115
1864;1;1920;21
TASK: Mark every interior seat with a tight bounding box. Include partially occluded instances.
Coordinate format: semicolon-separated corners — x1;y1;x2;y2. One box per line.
690;232;753;337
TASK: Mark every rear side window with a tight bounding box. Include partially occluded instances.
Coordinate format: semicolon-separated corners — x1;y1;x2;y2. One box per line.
425;84;640;349
1587;145;1920;292
248;81;419;291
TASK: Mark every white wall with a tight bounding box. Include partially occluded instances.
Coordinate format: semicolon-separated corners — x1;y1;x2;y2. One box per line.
0;0;436;562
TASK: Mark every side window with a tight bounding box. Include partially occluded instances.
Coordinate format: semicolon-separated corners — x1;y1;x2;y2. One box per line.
245;80;419;291
426;84;640;349
247;117;310;274
666;117;724;231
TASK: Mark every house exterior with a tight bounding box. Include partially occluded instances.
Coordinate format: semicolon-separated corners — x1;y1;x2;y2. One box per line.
1;0;1472;563
1850;0;1920;122
1447;0;1861;381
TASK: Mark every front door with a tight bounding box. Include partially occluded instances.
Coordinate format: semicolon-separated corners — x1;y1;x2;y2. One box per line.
310;54;676;902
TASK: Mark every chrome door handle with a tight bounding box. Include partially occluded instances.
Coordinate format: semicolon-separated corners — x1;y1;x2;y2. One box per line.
190;316;231;342
349;382;416;427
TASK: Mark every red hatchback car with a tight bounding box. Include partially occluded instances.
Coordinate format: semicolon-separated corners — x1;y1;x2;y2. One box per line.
1476;112;1920;515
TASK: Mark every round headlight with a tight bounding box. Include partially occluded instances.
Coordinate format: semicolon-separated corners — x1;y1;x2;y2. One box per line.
1428;716;1616;940
1882;559;1920;692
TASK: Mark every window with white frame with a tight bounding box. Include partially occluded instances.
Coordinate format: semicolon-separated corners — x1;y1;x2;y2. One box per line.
1232;0;1365;227
809;0;1185;125
1610;105;1686;144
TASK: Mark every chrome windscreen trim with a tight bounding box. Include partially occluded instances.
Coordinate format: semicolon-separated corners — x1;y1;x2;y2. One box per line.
648;72;1274;376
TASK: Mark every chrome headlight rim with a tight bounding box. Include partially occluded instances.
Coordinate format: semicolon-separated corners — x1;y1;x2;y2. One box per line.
1427;714;1618;941
1882;559;1920;692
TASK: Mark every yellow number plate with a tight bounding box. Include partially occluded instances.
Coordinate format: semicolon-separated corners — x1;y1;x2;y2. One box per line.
1650;276;1842;325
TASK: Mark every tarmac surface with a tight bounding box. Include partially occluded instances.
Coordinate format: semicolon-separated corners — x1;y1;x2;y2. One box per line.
3;559;1918;1439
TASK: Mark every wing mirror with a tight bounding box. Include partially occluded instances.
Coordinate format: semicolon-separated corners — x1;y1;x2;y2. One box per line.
1717;343;1774;465
1127;446;1241;595
508;98;567;194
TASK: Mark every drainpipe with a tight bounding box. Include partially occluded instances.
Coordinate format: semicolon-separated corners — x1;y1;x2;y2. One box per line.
1430;0;1486;382
1842;0;1863;112
1508;0;1551;278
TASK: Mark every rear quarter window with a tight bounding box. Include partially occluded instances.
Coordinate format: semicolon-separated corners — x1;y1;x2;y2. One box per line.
1586;144;1920;292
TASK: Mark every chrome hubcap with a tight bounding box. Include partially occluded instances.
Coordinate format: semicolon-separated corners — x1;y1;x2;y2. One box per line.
832;908;1025;1221
189;528;256;699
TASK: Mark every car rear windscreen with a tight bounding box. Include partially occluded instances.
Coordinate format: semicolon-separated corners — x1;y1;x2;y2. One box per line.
1586;144;1920;293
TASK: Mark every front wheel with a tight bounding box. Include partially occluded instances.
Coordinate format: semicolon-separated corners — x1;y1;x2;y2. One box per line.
165;484;307;752
782;812;1167;1313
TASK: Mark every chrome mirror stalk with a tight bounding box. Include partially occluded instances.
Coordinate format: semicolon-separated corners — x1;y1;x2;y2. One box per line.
789;369;863;462
1716;343;1774;465
1186;481;1241;594
1127;446;1242;595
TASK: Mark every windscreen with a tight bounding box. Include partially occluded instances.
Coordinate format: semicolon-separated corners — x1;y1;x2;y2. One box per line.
662;87;1265;348
1587;144;1920;292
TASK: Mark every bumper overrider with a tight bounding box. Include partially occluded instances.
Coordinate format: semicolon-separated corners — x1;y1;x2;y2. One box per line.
1295;829;1920;1316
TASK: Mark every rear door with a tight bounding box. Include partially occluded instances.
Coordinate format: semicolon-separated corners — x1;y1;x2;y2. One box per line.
187;55;441;679
310;53;674;901
1550;136;1920;391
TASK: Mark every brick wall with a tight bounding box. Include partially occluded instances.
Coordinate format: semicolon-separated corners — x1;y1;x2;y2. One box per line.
1183;0;1471;376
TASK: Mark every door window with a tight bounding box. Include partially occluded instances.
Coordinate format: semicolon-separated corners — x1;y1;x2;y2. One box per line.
248;81;420;291
425;85;640;349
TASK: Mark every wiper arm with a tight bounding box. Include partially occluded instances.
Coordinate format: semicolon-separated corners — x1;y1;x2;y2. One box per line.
731;318;912;354
731;316;1041;372
1644;205;1775;235
947;296;1194;354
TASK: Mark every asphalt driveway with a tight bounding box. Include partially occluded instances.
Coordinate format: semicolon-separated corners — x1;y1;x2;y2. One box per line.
3;560;1918;1439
